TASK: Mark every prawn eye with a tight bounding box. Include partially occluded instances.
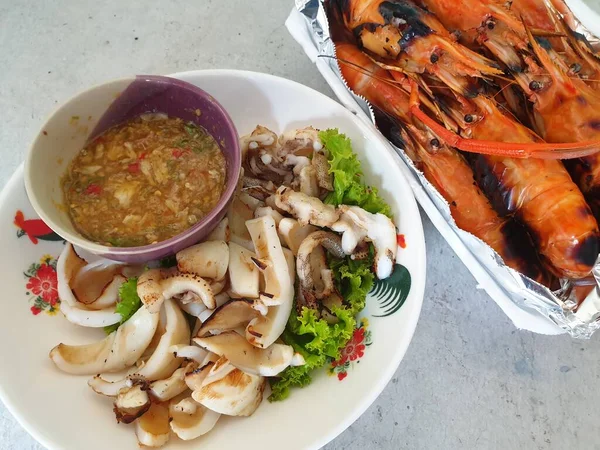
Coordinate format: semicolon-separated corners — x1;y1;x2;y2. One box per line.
464;114;474;123
570;63;582;74
430;138;440;148
529;80;543;91
430;53;439;64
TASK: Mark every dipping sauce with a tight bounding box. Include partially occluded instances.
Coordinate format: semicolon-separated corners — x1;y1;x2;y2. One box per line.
62;114;227;247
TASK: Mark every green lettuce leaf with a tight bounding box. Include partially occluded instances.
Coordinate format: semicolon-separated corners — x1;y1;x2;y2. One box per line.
319;129;392;216
103;277;142;334
270;130;389;401
270;250;375;401
270;306;356;401
329;247;375;315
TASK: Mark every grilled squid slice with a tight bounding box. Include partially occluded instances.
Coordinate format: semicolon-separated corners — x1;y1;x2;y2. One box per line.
193;331;303;377
332;205;397;279
274;186;339;227
169;395;221;440
170;344;209;364
298;165;320;197
191;357;266;417
89;298;190;395
49;303;158;375
71;261;126;310
228;194;257;251
176;293;208;318
58;300;123;328
283;154;319;196
244;216;294;348
113;381;151;424
57;243;86;307
135;402;171;447
185;360;216;392
228;242;260;298
149;363;195;402
137;268;215;313
311;151;334;191
283;248;296;288
296;231;346;306
176;240;229;281
206;217;230;242
197;293;230;323
278;218;318;255
133;298;190;379
254;205;284;226
242;176;276;201
56;243;122;327
196;300;259;337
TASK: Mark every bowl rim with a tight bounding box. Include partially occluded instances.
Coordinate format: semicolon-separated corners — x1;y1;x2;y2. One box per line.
23;75;241;256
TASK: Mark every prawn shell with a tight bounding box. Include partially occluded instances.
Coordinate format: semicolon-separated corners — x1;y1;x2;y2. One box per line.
337;40;551;284
470;154;600;279
402;129;549;285
455;93;600;280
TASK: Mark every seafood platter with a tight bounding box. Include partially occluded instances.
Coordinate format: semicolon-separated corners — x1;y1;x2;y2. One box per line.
0;71;425;449
289;0;600;337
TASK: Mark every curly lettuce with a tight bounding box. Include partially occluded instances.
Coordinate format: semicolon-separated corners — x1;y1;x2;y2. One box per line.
270;129;388;401
270;305;357;401
320;129;392;217
103;277;142;334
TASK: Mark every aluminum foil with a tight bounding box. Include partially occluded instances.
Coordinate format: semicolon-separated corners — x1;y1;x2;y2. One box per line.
291;0;600;338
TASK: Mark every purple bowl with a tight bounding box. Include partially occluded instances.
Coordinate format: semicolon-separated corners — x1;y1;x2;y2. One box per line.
24;75;240;263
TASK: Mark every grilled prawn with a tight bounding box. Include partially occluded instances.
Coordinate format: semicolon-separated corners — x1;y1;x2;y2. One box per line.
337;36;599;278
335;0;502;87
401;74;600;279
336;42;550;283
331;0;600;159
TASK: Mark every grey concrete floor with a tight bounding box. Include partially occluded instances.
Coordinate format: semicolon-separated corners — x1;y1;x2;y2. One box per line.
1;0;599;449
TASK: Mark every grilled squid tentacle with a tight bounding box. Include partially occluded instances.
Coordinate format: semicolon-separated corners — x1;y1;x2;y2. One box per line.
296;231;346;308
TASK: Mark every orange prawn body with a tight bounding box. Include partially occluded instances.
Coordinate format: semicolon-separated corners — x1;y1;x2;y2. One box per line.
463;97;600;278
333;0;600;160
336;42;550;282
335;0;503;80
523;35;600;200
416;0;598;106
333;6;600;279
408;70;600;278
510;0;576;31
416;0;550;95
404;0;600;195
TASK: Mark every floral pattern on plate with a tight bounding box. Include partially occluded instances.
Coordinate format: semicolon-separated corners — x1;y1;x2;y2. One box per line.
24;254;60;316
329;318;373;381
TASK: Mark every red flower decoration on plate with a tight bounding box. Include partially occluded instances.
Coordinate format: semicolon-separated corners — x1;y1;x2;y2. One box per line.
26;264;59;305
341;327;366;362
23;255;61;316
329;318;372;381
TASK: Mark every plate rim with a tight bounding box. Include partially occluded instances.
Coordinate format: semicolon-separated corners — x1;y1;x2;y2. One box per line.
0;68;426;450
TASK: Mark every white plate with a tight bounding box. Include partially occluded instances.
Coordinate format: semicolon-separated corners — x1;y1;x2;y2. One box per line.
0;70;425;450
